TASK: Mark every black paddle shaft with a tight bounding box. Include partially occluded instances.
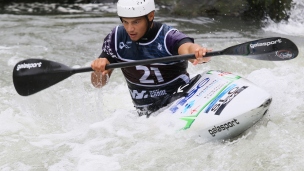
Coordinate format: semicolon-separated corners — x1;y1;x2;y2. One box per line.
84;37;298;71
13;37;299;96
103;37;298;70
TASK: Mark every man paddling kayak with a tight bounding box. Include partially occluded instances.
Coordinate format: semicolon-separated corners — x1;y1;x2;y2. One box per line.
91;0;211;116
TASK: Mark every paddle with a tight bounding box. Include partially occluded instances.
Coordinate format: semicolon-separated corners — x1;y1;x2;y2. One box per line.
13;37;298;96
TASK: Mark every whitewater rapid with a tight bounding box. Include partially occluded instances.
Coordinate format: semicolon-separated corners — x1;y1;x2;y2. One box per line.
0;1;304;170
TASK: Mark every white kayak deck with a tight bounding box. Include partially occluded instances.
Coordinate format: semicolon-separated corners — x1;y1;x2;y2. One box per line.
164;70;272;140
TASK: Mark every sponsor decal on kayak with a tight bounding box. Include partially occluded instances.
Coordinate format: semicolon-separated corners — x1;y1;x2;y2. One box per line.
196;79;219;97
180;84;247;129
190;105;200;115
16;62;42;71
207;70;241;81
205;85;248;115
250;38;282;49
208;118;240;137
170;78;210;113
197;72;241;99
182;100;195;113
175;71;244;130
276;50;294;59
217;71;232;77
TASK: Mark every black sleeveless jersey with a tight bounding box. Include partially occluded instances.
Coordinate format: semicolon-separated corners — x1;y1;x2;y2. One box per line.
100;22;194;109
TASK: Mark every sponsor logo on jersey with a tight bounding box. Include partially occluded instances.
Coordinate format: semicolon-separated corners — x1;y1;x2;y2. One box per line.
208;118;240;137
16;62;42;71
129;90;148;99
150;89;167;97
157;43;163;51
129;89;167;99
250;38;282;49
119;42;131;49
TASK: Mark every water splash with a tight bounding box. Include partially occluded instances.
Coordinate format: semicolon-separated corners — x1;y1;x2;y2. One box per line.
263;0;304;37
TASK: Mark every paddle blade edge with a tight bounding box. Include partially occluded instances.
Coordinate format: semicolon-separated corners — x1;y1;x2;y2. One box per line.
222;37;299;61
13;58;74;96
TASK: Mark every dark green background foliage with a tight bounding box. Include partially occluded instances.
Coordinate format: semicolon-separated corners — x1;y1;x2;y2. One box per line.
0;0;292;22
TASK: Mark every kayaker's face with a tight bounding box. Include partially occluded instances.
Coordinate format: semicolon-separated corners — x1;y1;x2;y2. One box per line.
121;16;148;41
121;12;154;41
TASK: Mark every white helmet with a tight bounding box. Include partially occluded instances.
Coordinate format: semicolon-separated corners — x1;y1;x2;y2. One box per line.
117;0;155;18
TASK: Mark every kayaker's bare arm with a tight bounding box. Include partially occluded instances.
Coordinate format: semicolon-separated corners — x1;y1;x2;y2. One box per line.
178;42;212;65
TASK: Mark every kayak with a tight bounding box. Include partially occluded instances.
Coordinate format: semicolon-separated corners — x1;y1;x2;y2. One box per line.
164;70;272;140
